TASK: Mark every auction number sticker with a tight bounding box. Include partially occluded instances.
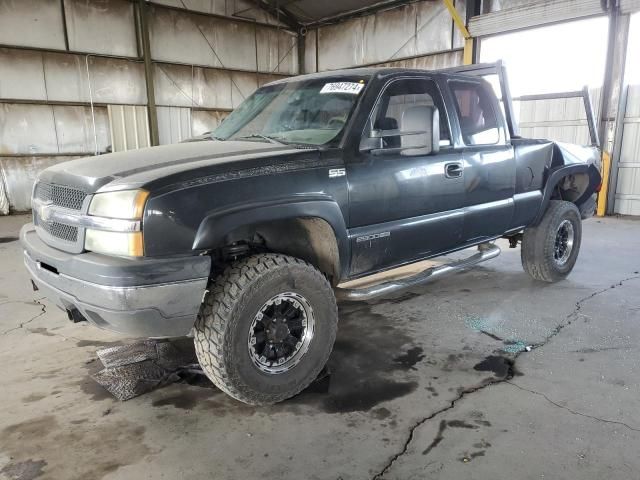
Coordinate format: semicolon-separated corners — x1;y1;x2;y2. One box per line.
320;82;365;95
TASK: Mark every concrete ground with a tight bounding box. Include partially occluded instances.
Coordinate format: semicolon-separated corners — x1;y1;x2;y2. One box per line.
1;214;639;480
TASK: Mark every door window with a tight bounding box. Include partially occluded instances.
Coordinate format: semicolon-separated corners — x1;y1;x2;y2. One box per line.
367;78;450;150
450;81;500;145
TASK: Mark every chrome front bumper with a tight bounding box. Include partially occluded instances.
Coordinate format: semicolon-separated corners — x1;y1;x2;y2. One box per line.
21;224;211;337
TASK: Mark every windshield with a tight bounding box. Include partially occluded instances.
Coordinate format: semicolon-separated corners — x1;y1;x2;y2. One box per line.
211;76;370;146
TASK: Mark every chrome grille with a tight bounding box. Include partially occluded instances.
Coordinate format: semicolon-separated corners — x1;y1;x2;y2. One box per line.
39;220;79;243
33;182;86;251
35;183;86;211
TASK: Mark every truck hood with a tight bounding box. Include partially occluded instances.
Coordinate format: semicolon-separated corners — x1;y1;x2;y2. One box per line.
38;140;305;193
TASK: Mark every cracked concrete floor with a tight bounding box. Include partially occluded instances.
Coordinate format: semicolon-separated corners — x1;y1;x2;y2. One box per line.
1;214;639;480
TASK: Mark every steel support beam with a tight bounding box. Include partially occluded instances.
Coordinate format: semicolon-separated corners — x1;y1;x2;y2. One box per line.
136;0;159;147
443;0;473;64
297;31;305;74
598;5;630;214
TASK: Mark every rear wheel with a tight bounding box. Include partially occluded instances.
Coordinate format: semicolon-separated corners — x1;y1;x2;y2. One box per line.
521;200;582;282
194;253;337;405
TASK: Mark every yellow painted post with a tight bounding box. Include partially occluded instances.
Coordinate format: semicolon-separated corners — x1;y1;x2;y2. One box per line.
596;151;611;216
463;38;474;65
443;0;473;65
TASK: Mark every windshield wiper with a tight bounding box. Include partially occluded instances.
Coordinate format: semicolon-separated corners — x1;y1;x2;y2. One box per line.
236;134;288;145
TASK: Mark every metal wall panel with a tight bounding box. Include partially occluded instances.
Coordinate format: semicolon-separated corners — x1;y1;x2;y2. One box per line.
0;104;110;155
615;85;640;215
516;88;602;147
373;50;463;69
314;2;455;71
154;63;265;109
192;109;229;135
148;4;298;74
64;0;138;57
0;49;48;101
157;106;192;144
0;156;82;212
469;0;604;37
255;28;298;75
0;0;66;50
108;105;151;152
0;48;146;104
621;0;640;13
149;0;287;26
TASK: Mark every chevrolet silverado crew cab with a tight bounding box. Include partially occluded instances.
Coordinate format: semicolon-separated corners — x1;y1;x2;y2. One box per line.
21;62;601;405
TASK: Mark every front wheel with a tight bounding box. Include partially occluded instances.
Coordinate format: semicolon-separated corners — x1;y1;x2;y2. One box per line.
194;253;338;405
521;200;582;282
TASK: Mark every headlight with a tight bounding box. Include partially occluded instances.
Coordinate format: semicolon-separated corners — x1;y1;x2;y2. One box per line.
88;190;148;219
85;189;149;257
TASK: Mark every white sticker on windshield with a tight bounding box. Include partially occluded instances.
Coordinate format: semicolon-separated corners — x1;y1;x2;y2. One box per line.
320;82;364;95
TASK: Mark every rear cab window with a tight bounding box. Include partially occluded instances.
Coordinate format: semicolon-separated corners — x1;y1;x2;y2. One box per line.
449;80;501;146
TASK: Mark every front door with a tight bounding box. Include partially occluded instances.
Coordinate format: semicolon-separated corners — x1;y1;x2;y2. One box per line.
347;77;465;277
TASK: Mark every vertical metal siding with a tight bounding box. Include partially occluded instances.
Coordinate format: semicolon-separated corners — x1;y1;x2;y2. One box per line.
469;0;604;37
515;88;602;146
620;0;640;14
108;105;151;152
157;106;192;145
614;85;640;215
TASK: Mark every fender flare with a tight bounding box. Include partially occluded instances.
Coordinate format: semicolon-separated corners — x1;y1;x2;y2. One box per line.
193;197;350;279
533;163;600;224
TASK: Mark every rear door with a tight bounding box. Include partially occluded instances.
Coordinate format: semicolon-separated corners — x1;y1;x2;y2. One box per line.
346;76;465;276
447;78;516;242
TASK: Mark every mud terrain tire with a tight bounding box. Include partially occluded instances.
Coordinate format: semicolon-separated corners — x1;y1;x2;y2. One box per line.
194;253;337;405
521;200;582;283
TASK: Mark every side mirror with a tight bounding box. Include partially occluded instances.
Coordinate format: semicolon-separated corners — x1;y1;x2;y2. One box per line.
359;107;440;156
399;107;440;156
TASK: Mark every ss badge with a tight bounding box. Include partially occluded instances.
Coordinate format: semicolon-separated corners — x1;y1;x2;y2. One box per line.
328;168;345;178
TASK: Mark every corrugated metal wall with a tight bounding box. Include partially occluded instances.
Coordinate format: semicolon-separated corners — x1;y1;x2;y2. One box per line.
303;1;464;73
614;85;640;215
0;0;463;214
516;88;602;146
0;0;294;214
469;0;604;37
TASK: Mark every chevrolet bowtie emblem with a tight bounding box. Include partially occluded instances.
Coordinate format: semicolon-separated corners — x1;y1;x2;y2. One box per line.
35;199;54;222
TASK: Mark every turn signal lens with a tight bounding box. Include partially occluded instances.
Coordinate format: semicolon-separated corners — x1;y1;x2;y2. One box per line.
85;230;144;257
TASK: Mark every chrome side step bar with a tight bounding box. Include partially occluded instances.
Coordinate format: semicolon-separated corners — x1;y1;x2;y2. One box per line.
335;243;501;301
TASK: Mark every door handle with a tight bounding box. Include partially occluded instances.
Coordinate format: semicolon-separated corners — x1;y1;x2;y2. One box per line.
445;162;463;179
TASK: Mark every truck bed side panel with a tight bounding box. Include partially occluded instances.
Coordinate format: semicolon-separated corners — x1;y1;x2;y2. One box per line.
510;139;553;228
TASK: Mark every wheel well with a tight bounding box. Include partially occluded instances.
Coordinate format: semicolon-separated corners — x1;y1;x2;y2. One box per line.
552;172;591;205
218;217;341;285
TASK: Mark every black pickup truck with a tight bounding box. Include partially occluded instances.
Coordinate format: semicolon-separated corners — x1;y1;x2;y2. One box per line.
21;62;601;405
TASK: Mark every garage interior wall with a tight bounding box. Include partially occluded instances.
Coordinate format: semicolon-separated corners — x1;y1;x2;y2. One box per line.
0;0;465;215
303;1;465;73
0;0;296;214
